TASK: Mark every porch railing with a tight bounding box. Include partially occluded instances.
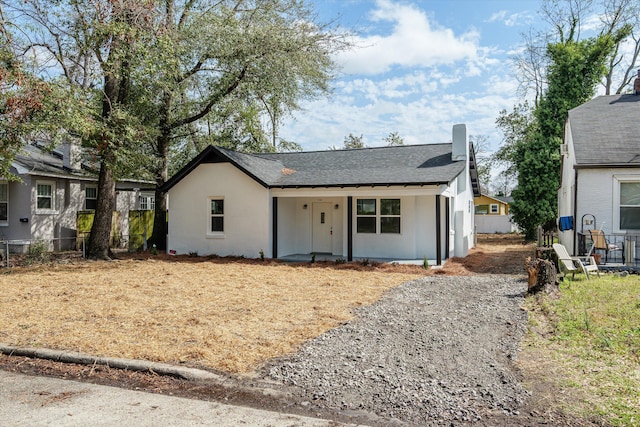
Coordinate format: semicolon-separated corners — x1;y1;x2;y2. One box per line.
577;231;639;268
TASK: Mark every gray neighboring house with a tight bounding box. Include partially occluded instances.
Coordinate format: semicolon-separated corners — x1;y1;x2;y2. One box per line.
0;142;154;253
558;94;640;262
163;124;480;264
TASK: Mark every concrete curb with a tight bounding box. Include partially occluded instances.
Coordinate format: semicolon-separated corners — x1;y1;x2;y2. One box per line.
0;343;227;382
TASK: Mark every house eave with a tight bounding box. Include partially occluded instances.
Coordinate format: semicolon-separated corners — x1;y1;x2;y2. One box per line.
270;181;450;189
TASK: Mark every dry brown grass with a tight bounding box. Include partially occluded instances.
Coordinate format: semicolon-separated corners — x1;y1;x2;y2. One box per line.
0;259;422;373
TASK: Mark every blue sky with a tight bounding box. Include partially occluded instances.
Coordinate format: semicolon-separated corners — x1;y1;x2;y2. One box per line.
280;0;545;153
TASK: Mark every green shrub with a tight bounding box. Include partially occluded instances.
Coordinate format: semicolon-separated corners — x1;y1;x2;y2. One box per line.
26;240;50;265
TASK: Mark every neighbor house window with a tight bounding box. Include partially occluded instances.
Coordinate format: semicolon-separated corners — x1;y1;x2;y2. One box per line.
210;198;224;233
380;199;401;233
356;198;401;234
475;204;488;215
138;193;155;211
620;182;640;230
36;181;55;211
0;181;7;225
85;186;97;210
356;199;376;233
490;204;499;214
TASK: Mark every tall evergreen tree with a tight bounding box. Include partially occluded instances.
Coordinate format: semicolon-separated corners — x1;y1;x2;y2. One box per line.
510;33;625;239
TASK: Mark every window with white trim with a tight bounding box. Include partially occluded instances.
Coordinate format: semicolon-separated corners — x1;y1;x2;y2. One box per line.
620;182;640;230
210;198;224;233
490;204;499;214
380;199;401;233
356;199;376;233
0;181;7;225
138;193;155;211
85;186;97;210
475;204;488;215
356;198;401;234
36;181;55;211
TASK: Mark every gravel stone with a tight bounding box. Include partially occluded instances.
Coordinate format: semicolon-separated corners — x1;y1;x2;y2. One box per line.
263;275;529;426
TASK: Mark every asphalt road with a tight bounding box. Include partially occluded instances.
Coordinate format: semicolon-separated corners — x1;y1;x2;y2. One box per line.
0;370;352;427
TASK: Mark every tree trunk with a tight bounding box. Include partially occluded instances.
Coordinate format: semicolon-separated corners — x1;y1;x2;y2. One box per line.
87;161;116;259
526;257;559;294
149;130;170;250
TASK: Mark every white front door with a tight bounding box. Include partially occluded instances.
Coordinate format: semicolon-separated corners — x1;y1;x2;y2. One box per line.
312;202;332;253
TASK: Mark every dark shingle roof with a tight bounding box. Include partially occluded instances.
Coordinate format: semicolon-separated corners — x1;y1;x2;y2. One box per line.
12;144;89;178
11;144;153;188
163;143;471;191
568;94;640;165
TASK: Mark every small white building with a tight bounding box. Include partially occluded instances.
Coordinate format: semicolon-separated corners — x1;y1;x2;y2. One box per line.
558;94;640;262
162;124;480;264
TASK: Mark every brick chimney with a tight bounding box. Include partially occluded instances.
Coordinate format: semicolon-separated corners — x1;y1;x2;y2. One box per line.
62;142;81;171
452;124;468;161
634;70;640;96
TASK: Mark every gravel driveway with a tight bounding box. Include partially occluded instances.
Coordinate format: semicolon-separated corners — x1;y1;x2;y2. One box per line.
264;274;529;426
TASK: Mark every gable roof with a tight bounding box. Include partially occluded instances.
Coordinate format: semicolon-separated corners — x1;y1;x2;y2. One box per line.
568;94;640;166
163;143;479;194
475;194;512;205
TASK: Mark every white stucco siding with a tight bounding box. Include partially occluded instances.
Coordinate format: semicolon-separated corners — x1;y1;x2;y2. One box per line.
276;197;344;257
276;197;297;257
414;196;437;259
576;170;615;235
558;124;577;250
352;195;417;259
3;178;32;241
451;171;475;258
167;163;270;258
29;177;81;250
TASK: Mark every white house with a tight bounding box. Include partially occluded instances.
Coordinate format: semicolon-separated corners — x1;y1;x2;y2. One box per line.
0;142;154;252
558;94;640;264
162;124;480;264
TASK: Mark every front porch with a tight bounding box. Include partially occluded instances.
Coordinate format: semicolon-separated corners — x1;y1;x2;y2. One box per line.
278;252;438;266
272;190;455;265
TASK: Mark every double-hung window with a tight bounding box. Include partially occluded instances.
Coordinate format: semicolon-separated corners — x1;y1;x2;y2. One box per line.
356;199;377;233
138;193;155;211
36;181;55;212
490;204;499;214
85;186;97;210
0;181;7;225
380;199;401;233
356;198;401;234
210;198;224;233
620;182;640;230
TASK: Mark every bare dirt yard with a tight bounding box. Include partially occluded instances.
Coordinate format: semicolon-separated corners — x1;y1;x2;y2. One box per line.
0;235;600;426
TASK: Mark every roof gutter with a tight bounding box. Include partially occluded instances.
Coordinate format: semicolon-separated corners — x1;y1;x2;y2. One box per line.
574;163;640;169
271;181;449;189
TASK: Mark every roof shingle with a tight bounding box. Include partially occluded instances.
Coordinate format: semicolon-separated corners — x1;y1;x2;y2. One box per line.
568;94;640;165
164;143;468;191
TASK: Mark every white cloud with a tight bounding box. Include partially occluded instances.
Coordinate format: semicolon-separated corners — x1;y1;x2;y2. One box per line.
336;0;480;75
279;0;525;155
488;10;507;23
487;10;534;27
281;83;518;153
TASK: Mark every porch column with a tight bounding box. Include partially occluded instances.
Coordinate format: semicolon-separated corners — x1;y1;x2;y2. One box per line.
445;197;450;259
272;197;278;259
436;195;442;265
347;196;353;261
